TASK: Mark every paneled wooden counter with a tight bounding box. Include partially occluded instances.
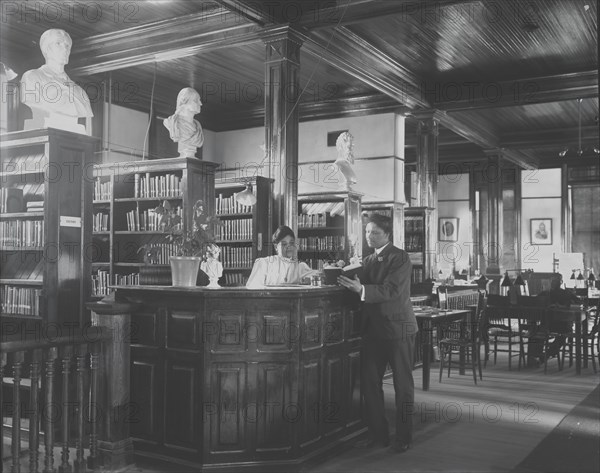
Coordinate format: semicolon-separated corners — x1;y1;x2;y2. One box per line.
112;285;365;471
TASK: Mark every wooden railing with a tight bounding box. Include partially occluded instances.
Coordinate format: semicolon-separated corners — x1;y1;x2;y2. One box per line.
1;327;112;473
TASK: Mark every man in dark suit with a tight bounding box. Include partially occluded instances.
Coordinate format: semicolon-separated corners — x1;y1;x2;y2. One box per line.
338;214;417;454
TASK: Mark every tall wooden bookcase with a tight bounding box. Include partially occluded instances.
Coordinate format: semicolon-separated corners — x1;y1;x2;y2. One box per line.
297;191;363;270
92;158;218;294
214;176;273;286
403;206;434;284
0;128;97;330
361;202;405;257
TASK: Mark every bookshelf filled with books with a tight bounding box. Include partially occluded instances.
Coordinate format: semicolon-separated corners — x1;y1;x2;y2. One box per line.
403;206;434;284
297;191;363;270
0;128;97;329
92;158;218;293
361;202;405;257
214;176;273;286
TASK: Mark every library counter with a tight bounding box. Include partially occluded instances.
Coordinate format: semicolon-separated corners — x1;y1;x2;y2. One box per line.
110;285;365;471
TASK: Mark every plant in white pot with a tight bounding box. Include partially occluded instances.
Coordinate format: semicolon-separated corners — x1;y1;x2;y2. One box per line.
153;199;221;287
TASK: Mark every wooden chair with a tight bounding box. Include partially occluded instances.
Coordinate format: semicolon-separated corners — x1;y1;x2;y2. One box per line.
439;291;486;385
516;295;548;369
484;295;522;370
562;305;598;373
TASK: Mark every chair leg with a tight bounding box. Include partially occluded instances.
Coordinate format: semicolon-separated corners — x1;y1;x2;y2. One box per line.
447;350;452;378
591;338;597;373
508;334;512;371
439;345;445;383
544;338;549;374
493;338;498;365
471;347;477;385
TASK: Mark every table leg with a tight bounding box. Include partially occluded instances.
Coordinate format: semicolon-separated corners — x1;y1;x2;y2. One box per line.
422;322;432;391
583;316;589;369
575;315;582;375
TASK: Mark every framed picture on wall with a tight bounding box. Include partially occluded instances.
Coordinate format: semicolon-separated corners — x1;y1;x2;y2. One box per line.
439;217;459;242
530;218;552;245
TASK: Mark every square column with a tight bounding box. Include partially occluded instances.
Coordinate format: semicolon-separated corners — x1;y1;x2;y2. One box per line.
263;27;303;234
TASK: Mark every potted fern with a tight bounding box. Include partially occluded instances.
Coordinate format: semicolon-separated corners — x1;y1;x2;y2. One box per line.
152;199;221;286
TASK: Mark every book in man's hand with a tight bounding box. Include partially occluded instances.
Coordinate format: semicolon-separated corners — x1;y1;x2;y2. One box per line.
341;263;364;281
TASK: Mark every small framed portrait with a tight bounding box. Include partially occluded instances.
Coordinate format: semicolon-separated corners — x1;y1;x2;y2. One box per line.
530;218;552;245
439;217;459;242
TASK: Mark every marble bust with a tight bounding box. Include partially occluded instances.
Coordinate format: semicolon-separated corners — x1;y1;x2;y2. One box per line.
334;131;358;189
20;29;93;135
163;87;204;158
201;244;223;288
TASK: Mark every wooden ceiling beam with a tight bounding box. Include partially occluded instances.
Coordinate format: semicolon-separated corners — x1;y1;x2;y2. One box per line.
212;0;275;26
69;11;263;75
431;71;598;111
295;0;478;29
301;27;429;108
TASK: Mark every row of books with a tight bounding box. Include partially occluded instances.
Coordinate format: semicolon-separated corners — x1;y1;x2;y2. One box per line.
91;270;112;296
215;194;253;215
215;218;253;241
297;236;345;251
298;213;329;228
405;235;424;252
94;180;113;201
115;272;139;286
134;173;182;199
93;212;109;232
0;220;44;247
405;216;425;232
125;207;182;232
300;201;345;218
305;259;327;270
141;243;183;265
222;273;248;287
1;285;41;316
220;246;254;269
411;268;425;284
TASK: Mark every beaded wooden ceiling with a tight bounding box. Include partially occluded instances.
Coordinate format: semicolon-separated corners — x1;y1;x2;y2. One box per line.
1;0;598;167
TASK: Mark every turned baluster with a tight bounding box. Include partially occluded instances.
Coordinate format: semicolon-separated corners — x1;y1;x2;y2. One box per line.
1;352;5;467
74;344;87;472
11;351;25;473
87;347;100;470
29;348;42;473
43;347;58;473
58;346;73;473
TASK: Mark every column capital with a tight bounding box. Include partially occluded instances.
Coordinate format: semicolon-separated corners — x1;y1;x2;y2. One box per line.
410;109;446;123
261;25;306;47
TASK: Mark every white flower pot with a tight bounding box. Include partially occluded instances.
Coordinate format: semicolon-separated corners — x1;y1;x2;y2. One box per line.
170;256;202;287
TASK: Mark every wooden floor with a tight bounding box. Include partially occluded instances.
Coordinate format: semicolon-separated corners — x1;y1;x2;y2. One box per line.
309;353;600;473
4;352;599;473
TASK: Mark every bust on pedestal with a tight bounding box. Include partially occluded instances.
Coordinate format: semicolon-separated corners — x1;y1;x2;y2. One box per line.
163;87;204;158
201;244;223;288
334;131;358;190
20;29;93;135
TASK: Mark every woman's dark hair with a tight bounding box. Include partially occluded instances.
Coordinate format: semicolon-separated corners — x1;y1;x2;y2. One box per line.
272;225;296;245
368;214;392;237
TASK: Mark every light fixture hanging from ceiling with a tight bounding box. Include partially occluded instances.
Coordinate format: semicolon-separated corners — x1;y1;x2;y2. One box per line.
559;98;600;158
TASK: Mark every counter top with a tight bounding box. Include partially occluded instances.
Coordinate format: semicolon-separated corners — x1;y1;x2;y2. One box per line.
113;284;347;298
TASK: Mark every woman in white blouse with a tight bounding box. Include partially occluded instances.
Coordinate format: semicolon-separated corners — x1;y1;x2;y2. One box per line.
246;225;316;288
